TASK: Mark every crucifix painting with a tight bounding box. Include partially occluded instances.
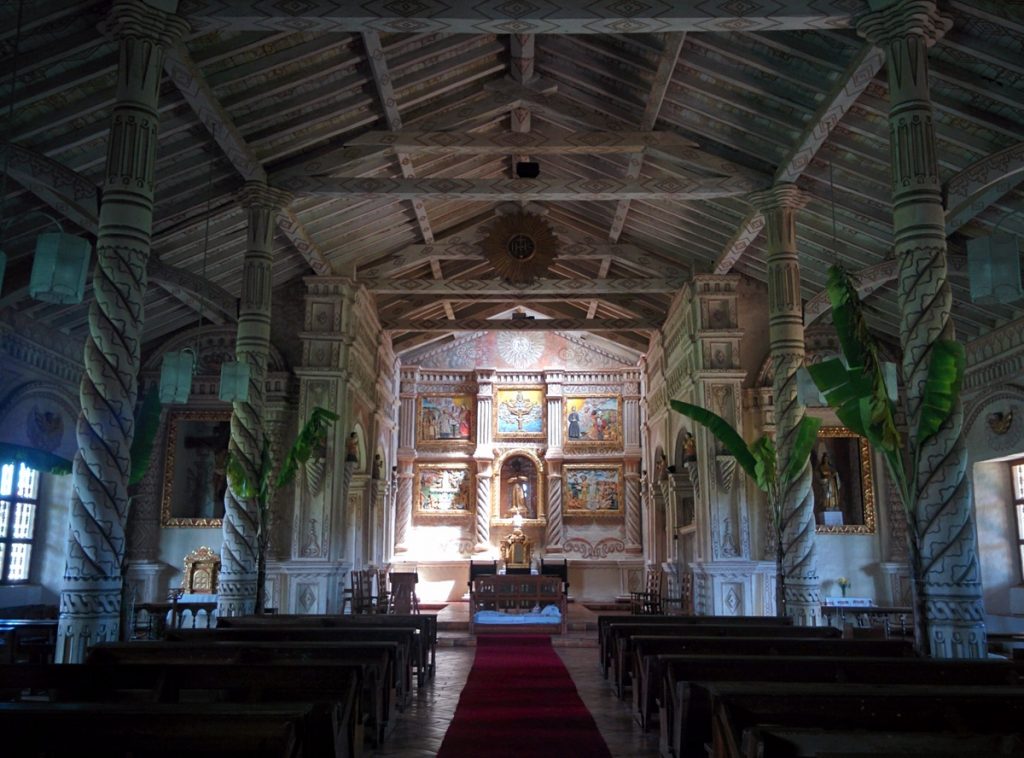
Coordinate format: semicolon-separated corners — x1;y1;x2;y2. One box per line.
494;387;545;440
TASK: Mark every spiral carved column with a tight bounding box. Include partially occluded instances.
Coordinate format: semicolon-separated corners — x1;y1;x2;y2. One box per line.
545;464;563;551
859;1;985;657
394;381;417;553
218;182;292;618
57;1;188;663
394;463;414;553
625;463;642;552
749;184;819;625
474;461;492;551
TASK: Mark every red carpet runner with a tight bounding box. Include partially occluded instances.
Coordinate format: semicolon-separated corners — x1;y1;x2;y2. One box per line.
437;635;612;757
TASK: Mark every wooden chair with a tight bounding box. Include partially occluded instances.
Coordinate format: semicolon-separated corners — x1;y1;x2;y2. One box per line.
350;570;375;614
630;568;663;615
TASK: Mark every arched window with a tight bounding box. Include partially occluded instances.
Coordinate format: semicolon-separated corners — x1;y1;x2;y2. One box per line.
1013;460;1024;582
0;463;40;584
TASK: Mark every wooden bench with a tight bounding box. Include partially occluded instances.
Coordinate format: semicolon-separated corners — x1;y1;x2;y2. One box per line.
0;662;360;758
700;681;1024;758
0;618;58;664
596;615;792;679
629;629;858;729
217;613;438;685
468;574;567;634
168;626;416;708
87;640;396;746
609;623;841;699
0;701;315;757
658;654;1024;758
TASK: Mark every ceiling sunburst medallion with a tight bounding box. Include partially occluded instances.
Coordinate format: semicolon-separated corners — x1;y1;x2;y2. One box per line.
481;211;558;284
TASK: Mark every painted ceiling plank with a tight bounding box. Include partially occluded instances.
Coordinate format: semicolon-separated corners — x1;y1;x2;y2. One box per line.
278;175;762;201
163;44;267;183
277;209;334;277
346;129;697;154
186;1;863;35
713;43;885;274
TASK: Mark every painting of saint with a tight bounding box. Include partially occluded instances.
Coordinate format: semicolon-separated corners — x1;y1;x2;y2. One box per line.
564;396;621;448
417;396;474;444
415;465;473;516
563;466;623;516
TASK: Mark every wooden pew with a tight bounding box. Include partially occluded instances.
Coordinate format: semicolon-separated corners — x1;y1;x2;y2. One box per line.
87;640;396;746
609;623;841;698
597;615;792;678
0;662;360;758
0;701;315;757
659;654;1024;758
167;625;416;708
217;613;438;685
699;681;1024;758
630;630;888;729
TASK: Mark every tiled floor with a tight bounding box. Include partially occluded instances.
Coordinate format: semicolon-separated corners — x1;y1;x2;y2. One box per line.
367;603;660;758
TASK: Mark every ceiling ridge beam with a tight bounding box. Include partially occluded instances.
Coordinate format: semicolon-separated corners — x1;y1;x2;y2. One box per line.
278;175;761;201
713;43;885;274
361;278;687;295
187;4;864;35
379;317;660;332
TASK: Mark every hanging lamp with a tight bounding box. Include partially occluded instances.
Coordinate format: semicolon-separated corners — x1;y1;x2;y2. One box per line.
967;208;1022;305
218;359;250;403
29;229;92;304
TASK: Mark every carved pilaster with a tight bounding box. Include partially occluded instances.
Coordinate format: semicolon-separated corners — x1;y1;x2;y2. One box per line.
859;0;985;658
749;183;819;625
544;460;564;552
474;459;492;551
219;182;292;618
58;0;188;662
394;462;414;553
625;462;642;553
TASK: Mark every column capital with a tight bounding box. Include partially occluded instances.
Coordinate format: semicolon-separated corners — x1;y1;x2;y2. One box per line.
856;0;952;49
240;181;293;212
748;183;808;214
107;0;190;48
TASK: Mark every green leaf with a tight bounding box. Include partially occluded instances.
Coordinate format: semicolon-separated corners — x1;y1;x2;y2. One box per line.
669;400;758;483
782;415;823;485
128;385;163;486
750;435;777;492
917;339;965;448
226;453;255;500
0;443;72;475
807;359;869;439
275;407;340;489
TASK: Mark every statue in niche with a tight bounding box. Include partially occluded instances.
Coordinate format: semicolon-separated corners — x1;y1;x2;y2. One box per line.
345;432;359;464
818;452;841;511
682;432;697;462
504;458;534;519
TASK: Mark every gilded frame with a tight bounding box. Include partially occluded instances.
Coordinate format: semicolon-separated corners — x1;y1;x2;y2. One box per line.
564;394;623;452
416;394;474;447
413;463;475;519
160;409;231;528
563;464;625;518
813;426;876;535
493;386;546;441
491;448;546;525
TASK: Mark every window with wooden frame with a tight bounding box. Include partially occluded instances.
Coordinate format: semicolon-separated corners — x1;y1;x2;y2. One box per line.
0;463;40;584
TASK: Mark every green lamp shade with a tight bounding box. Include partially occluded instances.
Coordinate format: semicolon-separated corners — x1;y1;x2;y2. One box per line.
159;350;194;404
968;233;1022;305
29;232;92;304
219;360;250;403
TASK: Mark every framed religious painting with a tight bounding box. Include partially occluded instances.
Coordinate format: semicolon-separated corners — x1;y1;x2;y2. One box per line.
812;426;876;535
564;395;622;451
161;409;231;528
414;463;474;519
417;395;474;447
563;464;624;518
493;386;545;441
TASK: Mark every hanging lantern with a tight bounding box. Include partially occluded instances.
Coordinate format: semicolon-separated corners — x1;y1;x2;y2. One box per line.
29;232;92;304
218;360;250;403
796;366;826;406
967;233;1023;305
159;350;194;404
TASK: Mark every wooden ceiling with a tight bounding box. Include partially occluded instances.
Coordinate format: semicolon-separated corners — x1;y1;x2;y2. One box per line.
0;1;1021;360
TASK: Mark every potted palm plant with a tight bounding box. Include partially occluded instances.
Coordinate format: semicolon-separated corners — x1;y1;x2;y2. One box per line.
806;264;965;655
669;400;820;616
226;406;339;613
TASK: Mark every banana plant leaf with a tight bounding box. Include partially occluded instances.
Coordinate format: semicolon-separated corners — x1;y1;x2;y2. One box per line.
276;407;339;489
0;443;72;475
826;265;872;371
670;400;757;483
782;416;824;485
129;385;163;486
750;435;777;493
917;339;965;447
